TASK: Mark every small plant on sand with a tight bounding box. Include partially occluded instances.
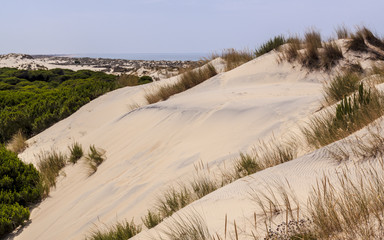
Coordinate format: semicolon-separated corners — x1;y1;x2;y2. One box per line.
279;37;302;63
321;42;343;70
86;145;106;175
87;219;142;240
142;210;162;229
220;48;254;71
37;150;67;194
299;30;322;70
68;142;83;164
6;130;28;154
160;212;212;240
255;35;286;57
323;71;361;105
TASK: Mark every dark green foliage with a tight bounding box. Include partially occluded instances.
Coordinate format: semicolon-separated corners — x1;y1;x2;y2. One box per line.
0;68;120;143
255;35;286;57
0;203;30;236
87;145;105;166
0;146;43;236
138;75;153;84
68;142;83;164
87;219;142;240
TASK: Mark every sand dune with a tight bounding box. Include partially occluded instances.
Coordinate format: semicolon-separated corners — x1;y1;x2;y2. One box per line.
10;47;381;239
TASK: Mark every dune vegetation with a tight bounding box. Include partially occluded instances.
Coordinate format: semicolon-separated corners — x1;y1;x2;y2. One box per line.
0;68;144;144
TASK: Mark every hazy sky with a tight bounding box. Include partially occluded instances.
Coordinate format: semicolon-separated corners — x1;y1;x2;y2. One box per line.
1;0;383;54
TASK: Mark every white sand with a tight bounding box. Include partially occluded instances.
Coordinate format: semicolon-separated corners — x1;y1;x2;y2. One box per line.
10;49;378;239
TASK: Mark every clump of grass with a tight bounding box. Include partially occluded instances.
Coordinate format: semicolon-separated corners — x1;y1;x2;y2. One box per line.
235;153;262;178
86;145;106;175
87;219;142;240
160;212;212;240
360;27;384;51
221;48;254;71
321;42;343;70
116;74;140;87
255;35;286;57
279;37;302;63
191;174;218;199
335;25;350;39
156;185;192;218
6;130;28;154
68;142;83;164
347;27;368;52
308;164;384;239
142;210;162;229
145;64;217;104
299;30;322;70
302;84;384;149
36;150;67;195
323;71;361;105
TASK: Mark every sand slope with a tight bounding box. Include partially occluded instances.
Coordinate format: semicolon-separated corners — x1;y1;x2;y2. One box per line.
12;52;330;240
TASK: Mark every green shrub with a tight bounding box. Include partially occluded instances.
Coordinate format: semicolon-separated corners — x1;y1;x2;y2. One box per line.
0;68;120;143
138;75;153;84
0;203;30;236
68;142;83;164
0;146;43;236
256;35;286;57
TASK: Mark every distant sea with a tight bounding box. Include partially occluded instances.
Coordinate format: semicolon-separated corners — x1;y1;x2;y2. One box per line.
69;53;209;61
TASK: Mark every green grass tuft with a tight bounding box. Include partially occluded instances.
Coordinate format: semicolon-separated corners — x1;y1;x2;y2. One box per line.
255;35;286;57
68;142;83;164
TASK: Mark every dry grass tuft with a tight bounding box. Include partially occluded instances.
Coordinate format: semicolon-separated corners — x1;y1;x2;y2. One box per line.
221;48;254;71
308;164;384;239
279;37;302;63
321;42;343;70
36;150;67;195
160;212;212;240
335;25;350;39
299;30;322;70
6;130;28;154
117;74;140;87
86;219;142;240
145;64;217;104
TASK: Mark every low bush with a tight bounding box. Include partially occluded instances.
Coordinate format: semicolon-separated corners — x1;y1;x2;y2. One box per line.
255;35;286;57
138;75;153;84
0;146;43;236
68;142;83;164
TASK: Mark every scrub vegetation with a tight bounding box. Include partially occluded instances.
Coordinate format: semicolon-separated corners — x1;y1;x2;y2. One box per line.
0;68;129;143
